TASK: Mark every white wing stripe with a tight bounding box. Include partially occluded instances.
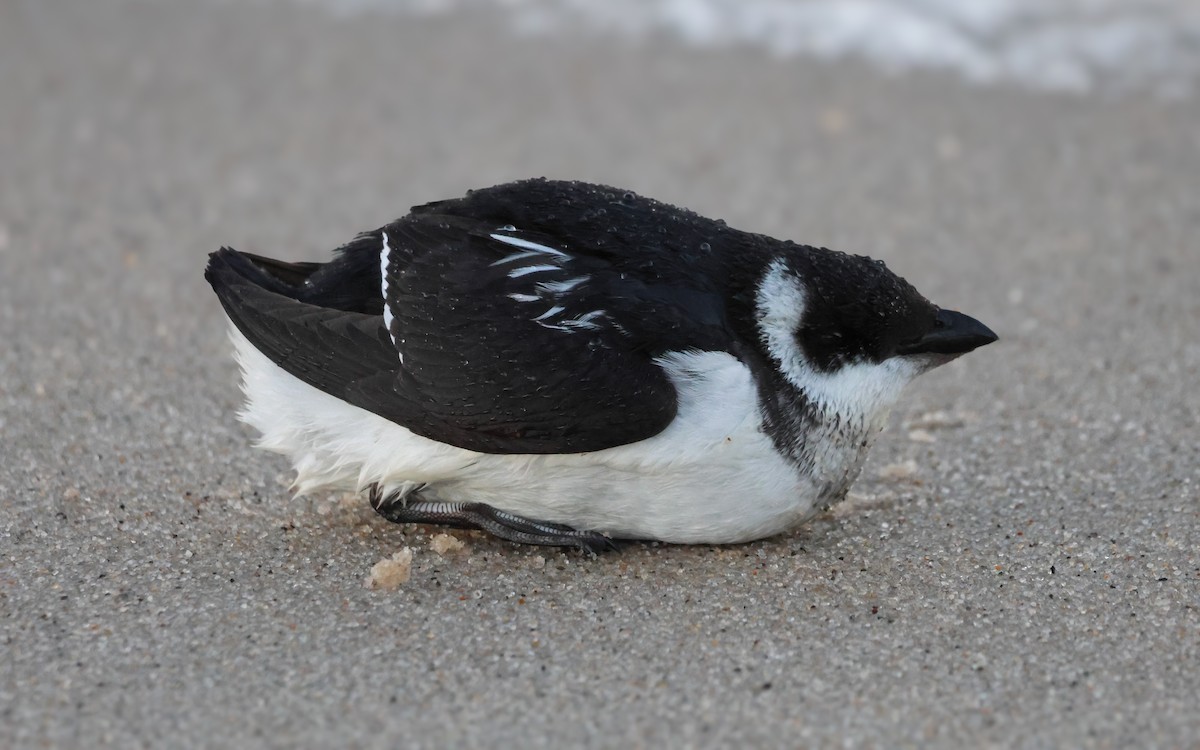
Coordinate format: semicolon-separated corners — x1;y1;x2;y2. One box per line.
380;231;402;363
508;265;560;279
489;233;570;259
562;311;606;330
490;251;544;267
537;276;588;294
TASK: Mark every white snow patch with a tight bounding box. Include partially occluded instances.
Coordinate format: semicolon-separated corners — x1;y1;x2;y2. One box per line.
290;0;1200;97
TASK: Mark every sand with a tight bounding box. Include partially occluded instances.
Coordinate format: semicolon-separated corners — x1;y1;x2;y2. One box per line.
1;0;1197;747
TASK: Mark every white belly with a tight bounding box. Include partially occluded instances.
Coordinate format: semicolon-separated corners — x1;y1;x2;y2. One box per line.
229;325;869;544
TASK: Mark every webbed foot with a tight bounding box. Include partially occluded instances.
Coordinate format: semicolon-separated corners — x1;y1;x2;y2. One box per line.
369;486;618;555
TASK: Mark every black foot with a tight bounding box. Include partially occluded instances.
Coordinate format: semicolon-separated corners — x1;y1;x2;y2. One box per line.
369;486;618;555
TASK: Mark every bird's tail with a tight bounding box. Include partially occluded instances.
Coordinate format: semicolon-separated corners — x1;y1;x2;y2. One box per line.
205;235;385;316
205;247;312;301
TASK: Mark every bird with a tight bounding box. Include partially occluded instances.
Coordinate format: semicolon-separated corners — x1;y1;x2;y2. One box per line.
206;178;996;553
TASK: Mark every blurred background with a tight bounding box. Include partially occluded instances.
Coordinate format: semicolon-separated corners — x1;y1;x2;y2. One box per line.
320;0;1200;96
2;0;1198;747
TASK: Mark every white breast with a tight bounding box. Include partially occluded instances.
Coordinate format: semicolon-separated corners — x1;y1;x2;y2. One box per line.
229;324;872;544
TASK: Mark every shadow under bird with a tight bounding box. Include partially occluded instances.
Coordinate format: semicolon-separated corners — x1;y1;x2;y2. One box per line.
206;178;997;553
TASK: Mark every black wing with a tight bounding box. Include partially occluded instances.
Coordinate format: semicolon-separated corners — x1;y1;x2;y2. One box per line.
207;204;731;454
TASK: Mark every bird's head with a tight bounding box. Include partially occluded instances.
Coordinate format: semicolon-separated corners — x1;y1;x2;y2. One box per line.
754;246;997;423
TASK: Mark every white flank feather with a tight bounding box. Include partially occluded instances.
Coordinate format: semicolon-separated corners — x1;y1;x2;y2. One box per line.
228;321;888;543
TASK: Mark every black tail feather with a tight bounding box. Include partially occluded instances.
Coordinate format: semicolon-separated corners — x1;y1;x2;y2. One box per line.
206;247;300;299
205;247;400;394
239;251;324;286
206;242;385;315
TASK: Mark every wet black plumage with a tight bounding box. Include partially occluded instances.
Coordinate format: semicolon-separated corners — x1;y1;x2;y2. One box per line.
206;178;944;456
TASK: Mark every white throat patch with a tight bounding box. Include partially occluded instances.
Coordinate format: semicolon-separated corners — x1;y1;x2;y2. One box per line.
755;259;918;424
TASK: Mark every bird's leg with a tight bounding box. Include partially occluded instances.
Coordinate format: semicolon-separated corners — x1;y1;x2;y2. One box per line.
368;485;617;555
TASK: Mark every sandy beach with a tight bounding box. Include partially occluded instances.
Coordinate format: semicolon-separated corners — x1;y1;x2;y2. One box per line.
2;0;1197;746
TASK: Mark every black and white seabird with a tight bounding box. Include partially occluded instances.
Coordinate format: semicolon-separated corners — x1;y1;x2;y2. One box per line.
206;178;996;552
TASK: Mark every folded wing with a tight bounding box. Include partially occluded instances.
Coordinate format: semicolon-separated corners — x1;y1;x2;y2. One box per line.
205;212;712;453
